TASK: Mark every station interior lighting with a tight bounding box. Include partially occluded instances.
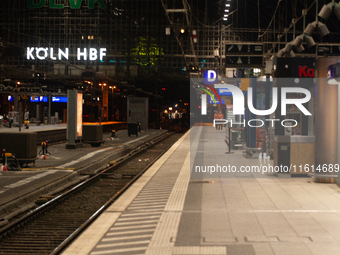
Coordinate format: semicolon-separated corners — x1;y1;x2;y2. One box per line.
304;21;330;37
222;0;232;23
319;2;340;20
253;68;261;74
169;107;173;111
180;28;185;34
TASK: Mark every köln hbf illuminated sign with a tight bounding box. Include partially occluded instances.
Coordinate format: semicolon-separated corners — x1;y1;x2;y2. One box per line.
27;47;107;61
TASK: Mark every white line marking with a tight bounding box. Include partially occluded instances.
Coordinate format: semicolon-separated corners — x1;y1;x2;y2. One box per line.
130;201;167;206
145;128;194;255
134;195;169;199
5;170;58;189
91;247;147;255
106;229;154;236
123;135;150;144
131;199;168;203
58;147;113;168
120;212;162;217
114;220;159;226
117;215;160;221
127;205;165;210
101;236;152;243
111;224;157;231
127;209;164;212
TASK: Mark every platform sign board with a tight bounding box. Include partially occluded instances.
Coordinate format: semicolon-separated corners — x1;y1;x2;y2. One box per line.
225;44;263;67
52;96;68;103
203;70;218;84
66;90;82;148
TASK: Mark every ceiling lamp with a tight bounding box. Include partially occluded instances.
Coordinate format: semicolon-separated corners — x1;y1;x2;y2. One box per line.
334;3;340;20
293;35;304;48
284;42;293;53
277;49;285;58
305;35;316;48
304;22;316;36
317;21;330;36
319;2;340;20
319;3;333;20
305;21;329;37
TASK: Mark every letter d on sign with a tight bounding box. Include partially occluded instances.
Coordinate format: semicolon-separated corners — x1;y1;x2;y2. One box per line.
207;70;217;82
28;0;45;8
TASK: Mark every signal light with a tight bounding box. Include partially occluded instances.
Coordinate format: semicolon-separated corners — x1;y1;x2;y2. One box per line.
162;88;165;91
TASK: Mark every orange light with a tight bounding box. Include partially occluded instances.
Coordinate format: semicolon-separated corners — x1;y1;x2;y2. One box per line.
103;83;106;86
113;86;116;89
99;83;102;86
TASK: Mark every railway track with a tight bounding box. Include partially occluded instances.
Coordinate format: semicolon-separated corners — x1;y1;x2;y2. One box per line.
0;132;183;255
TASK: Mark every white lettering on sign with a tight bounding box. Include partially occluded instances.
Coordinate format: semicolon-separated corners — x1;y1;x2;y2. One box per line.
27;47;107;61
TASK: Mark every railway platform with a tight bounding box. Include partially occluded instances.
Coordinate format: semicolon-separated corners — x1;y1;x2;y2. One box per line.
62;126;340;255
0;126;168;221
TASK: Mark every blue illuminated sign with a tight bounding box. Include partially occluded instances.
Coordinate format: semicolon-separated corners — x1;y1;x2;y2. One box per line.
8;96;13;102
30;96;48;102
203;70;218;84
52;97;67;103
218;88;232;96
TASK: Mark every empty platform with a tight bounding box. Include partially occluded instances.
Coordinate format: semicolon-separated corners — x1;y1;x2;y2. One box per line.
62;126;340;255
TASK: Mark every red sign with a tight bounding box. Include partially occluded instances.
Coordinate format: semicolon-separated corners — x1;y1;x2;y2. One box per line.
299;66;314;77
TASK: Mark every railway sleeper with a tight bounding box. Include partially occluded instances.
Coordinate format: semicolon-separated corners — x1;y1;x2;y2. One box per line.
101;173;136;179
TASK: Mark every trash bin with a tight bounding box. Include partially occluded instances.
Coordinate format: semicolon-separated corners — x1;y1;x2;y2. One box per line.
128;123;139;137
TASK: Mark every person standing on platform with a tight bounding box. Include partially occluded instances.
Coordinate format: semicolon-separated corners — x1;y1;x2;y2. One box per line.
218;111;224;130
214;111;219;130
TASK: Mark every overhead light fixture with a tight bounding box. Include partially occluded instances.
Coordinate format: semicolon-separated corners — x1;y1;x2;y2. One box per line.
180;28;185;33
304;22;316;35
293;35;304;48
319;3;333;20
284;42;294;53
225;9;229;12
225;4;230;7
296;44;305;53
277;49;285;58
305;35;316;48
317;21;330;36
305;21;329;37
334;3;340;20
